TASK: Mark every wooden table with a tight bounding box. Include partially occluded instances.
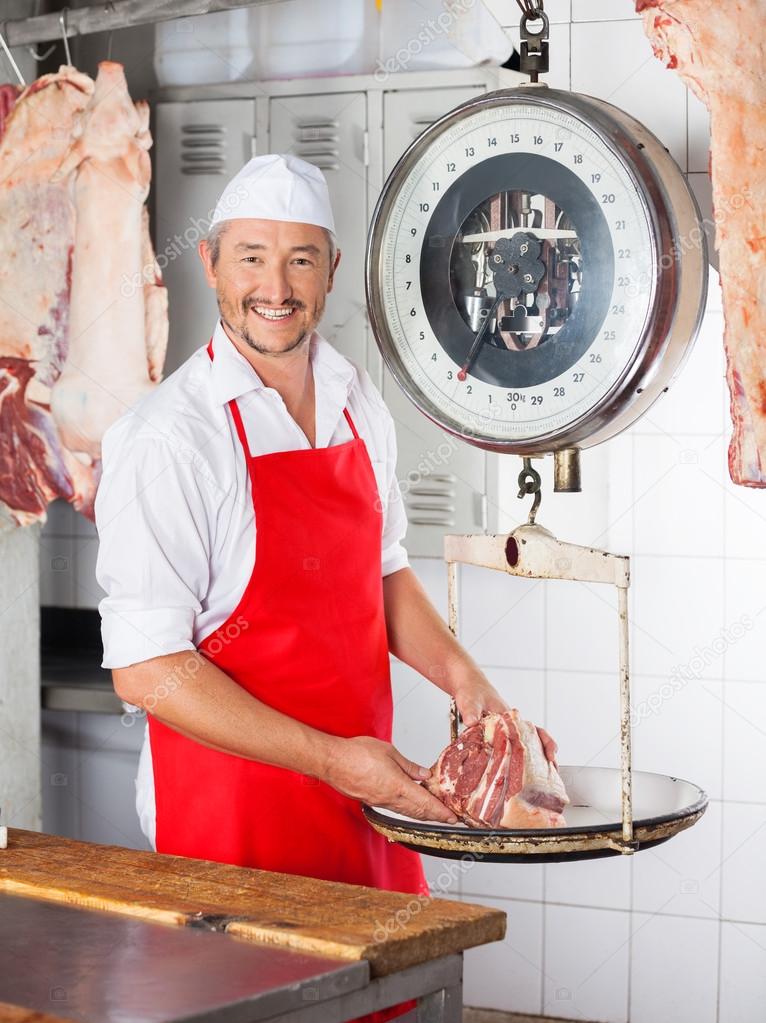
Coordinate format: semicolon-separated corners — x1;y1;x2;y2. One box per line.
0;830;505;1022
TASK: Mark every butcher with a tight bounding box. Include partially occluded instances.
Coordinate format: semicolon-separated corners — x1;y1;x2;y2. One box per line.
95;154;557;896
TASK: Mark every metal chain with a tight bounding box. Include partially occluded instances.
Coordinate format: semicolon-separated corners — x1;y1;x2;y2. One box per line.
517;457;542;525
515;0;545;15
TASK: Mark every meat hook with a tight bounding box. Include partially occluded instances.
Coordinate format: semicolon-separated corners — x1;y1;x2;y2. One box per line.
59;7;72;67
517;457;542;524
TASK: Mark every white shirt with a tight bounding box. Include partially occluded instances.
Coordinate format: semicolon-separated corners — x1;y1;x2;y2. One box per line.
95;321;410;845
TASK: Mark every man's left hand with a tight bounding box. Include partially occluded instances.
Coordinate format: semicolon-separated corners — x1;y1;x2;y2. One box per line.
452;674;558;767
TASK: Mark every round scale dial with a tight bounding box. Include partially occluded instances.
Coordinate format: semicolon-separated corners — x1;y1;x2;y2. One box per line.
366;87;708;454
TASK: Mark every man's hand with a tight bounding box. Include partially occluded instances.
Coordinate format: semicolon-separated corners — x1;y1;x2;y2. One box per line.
324;736;459;824
452;673;559;767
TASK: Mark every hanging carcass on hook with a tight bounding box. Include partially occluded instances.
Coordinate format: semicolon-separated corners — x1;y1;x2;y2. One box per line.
0;61;168;526
639;0;766;487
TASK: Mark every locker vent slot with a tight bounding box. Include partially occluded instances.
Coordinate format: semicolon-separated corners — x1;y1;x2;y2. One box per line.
181;124;226;175
405;472;457;527
293;119;341;171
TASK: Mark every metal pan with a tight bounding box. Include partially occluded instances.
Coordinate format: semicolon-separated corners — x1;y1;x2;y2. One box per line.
363;766;708;863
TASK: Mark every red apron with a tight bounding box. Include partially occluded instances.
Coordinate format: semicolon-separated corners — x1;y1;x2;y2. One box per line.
148;340;427;1021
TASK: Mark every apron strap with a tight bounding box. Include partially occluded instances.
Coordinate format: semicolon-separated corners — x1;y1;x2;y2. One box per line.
207;337;252;456
343;408;359;440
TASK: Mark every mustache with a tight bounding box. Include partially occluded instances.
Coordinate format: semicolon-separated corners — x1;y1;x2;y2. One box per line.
244;297;305;311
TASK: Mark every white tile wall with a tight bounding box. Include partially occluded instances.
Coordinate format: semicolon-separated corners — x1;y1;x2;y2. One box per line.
544;850;631;911
631;675;723;800
719;921;766;1023
631;435;725;558
547;669;621;770
722;682;766;803
570;19;688;169
723;561;766;683
630;913;719;1023
486;0;572;26
632;800;722;920
630;555;726;681
545;578;619;674
572;0;639;21
460;564;546;669
463;896;544;1014
720;803;766;927
543;904;630;1023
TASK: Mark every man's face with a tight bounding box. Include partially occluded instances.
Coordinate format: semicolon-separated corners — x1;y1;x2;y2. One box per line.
199;218;339;357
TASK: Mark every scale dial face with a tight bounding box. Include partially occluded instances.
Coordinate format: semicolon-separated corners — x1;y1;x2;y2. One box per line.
366;88;707;454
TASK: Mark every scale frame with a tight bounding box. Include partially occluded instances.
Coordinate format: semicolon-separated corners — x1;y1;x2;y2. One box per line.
363;34;710;860
363;526;708;862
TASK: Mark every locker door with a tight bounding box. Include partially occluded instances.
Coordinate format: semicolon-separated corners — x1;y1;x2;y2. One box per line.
269;92;368;369
380;87;488;557
155;99;255;372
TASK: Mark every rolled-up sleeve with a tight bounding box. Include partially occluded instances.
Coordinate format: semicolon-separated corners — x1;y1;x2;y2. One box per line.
95;426;212;669
379;405;410;578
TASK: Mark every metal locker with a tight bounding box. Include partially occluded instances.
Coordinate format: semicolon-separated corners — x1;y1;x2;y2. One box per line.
380;87;489;557
268;92;368;370
155;99;255;372
382;86;485;180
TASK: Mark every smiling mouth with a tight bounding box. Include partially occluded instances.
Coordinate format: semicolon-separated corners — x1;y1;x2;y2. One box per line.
248;305;298;323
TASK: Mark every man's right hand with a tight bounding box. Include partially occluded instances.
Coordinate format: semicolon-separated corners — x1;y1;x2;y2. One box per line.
324;736;458;825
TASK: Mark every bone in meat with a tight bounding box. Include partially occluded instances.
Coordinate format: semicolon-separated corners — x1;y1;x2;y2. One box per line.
425;710;569;829
638;0;766;486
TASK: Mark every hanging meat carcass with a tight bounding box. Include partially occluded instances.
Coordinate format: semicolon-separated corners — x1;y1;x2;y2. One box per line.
0;62;167;525
638;0;766;487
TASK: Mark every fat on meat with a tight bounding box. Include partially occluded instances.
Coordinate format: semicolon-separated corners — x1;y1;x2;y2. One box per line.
0;63;167;525
638;0;766;486
425;710;569;829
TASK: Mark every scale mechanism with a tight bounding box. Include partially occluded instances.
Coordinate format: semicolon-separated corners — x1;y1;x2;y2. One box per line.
363;0;709;862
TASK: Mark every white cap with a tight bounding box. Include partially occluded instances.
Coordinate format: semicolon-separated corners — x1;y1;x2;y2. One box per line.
211;153;335;234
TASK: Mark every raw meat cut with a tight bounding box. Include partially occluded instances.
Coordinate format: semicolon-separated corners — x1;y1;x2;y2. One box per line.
638;0;766;486
425;710;569;829
50;62;164;462
0;63;167;525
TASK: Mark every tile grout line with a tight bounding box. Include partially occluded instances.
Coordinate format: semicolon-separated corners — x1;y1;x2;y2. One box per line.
540;573;549;1016
716;487;727;1023
627;427;637;1023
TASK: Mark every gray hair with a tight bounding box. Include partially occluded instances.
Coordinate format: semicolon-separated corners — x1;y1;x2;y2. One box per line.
206;221;337;269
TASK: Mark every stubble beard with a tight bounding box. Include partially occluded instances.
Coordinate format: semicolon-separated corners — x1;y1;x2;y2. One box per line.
218;292;324;356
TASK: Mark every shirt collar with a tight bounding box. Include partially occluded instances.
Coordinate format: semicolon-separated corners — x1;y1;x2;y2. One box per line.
207;320;355;407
